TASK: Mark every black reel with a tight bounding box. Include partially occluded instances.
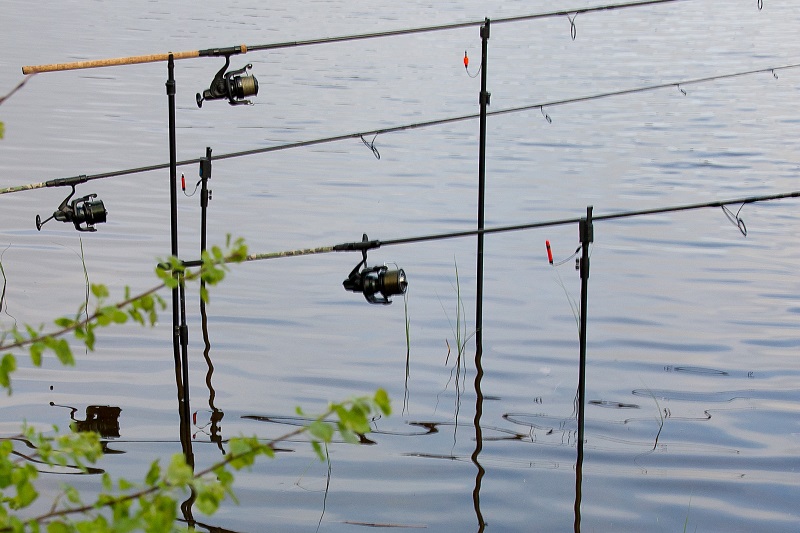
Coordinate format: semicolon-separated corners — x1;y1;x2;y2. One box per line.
196;55;258;108
36;185;107;232
343;234;407;305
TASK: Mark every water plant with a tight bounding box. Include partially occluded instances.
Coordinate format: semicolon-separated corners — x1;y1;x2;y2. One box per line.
435;259;476;431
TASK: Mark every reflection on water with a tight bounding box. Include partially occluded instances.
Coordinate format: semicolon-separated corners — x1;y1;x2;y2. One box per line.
50;403;122;439
3;0;800;531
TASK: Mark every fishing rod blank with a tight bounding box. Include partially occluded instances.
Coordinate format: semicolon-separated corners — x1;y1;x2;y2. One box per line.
5;58;797;197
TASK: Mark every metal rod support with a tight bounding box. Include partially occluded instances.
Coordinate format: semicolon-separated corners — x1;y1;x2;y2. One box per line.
475;17;490;348
574;205;593;532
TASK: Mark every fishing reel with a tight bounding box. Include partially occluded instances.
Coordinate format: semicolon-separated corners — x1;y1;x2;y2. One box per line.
343;235;407;305
36;185;107;232
196;54;258;108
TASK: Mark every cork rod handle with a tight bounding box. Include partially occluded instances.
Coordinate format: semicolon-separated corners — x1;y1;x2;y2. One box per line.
22;49;202;74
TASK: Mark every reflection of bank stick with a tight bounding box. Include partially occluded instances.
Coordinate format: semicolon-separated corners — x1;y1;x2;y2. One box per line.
192;409;225;454
49;403;122;438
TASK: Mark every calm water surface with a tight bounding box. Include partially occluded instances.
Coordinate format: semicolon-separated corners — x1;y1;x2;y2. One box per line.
2;1;799;531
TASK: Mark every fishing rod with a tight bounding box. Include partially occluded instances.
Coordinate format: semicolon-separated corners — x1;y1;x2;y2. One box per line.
174;189;800;269
4;60;797;198
21;0;692;74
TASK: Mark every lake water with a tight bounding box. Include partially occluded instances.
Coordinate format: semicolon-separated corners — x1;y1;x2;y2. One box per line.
2;1;800;531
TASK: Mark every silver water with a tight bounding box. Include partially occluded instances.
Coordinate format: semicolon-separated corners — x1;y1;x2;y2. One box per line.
2;1;799;531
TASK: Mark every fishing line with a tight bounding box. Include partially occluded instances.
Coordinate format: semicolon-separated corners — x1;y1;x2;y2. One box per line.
4;61;798;197
360;134;381;159
553;245;581;267
721;203;747;236
568;13;579;40
0;245;15;328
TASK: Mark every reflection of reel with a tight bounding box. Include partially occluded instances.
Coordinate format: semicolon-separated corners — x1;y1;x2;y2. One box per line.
50;403;121;438
36;185;107;232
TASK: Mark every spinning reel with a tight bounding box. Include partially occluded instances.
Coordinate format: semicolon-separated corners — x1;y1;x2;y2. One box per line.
196;54;258;107
343;234;407;305
36;184;107;232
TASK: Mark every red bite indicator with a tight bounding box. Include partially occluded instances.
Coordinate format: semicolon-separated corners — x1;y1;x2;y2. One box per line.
463;51;469;68
546;240;553;264
181;173;186;192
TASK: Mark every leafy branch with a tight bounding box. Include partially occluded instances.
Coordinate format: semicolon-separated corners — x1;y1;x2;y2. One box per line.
0;235;393;531
1;390;389;532
0;236;247;393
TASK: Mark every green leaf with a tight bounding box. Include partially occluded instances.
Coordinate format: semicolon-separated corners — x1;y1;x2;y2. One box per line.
374;388;391;415
1;353;17;389
227;438;258;470
165;453;192;486
144;461;161;486
310;441;324;461
14;477;38;508
54;317;74;328
83;325;96;351
128;309;144;326
308;421;334;443
29;343;43;367
90;284;109;299
110;309;128;324
51;339;74;366
64;485;81;504
25;324;40;340
0;121;4;140
340;428;360;444
46;522;71;533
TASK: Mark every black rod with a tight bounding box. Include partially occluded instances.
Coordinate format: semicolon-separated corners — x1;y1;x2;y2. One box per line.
471;21;490;533
475;18;490;347
198;148;225;455
243;0;689;52
167;54;183;404
178;277;193;466
171;189;800;269
200;147;212;266
198;146;212;434
167;55;193;464
574;205;593;532
7;61;800;197
23;0;691;74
